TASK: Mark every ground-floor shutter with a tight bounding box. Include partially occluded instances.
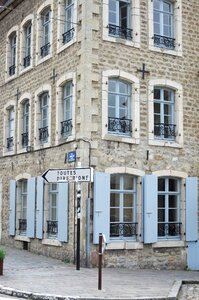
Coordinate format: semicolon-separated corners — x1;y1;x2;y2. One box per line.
143;174;157;244
58;183;68;242
9;180;16;236
93;171;110;244
36;176;44;239
186;177;198;242
27;177;36;238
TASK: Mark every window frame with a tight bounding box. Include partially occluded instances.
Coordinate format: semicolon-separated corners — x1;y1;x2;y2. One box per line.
5;26;19;81
3;101;16;156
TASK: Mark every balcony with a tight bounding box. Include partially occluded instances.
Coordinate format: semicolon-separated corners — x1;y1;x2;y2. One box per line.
108;24;133;40
39;126;48;143
23;55;31;68
154;123;176;139
40;43;51;58
108;117;132;135
154;34;175;50
19;219;27;234
62;28;74;44
21;132;29;148
7;137;13;151
158;222;182;237
9;64;15;76
61;119;72;137
47;220;58;236
110;222;137;238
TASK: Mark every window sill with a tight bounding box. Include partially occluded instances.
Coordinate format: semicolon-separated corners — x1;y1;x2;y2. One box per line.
5;74;17;83
149;44;182;57
103;133;139;145
42;239;62;247
34;141;51;151
152;241;185;248
106;241;143;250
57;38;76;54
103;34;140;48
19;65;33;76
148;139;183;149
36;54;52;66
14;235;30;242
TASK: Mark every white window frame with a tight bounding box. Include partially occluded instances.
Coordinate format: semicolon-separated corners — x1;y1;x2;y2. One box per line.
19;15;34;74
5;26;19;82
102;70;140;144
57;0;77;53
18;179;28;235
17;93;32;153
148;0;182;56
55;73;76;145
47;183;58;238
148;79;183;148
36;1;53;65
34;84;52;150
3;101;16;156
103;0;140;48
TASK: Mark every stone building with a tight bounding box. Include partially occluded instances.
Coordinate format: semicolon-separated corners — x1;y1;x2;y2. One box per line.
0;0;198;270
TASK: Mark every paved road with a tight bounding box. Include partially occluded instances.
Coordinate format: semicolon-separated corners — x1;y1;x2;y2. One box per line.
0;246;199;299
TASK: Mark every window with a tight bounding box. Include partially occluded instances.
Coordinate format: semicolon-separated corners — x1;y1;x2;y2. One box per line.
158;177;181;239
24;23;32;67
47;184;58;238
9;33;17;76
148;79;183;148
63;0;74;44
110;174;137;239
153;0;174;49
109;0;132;40
108;79;132;136
148;0;182;56
18;180;28;235
41;8;51;58
154;87;175;140
61;81;73;137
7;108;14;151
39;93;49;143
21;100;29;148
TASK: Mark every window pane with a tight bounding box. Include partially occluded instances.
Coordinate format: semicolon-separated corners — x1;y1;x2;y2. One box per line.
51;208;57;221
158;195;165;207
163;1;171;13
158;209;165;222
154;102;160;114
154;0;160;10
158;178;165;191
169;195;177;208
123;175;135;190
154;88;160;99
169;209;177;222
123;208;132;222
169;178;178;191
110;208;119;222
111;174;120;189
109;94;116;107
123;194;133;207
110;193;119;207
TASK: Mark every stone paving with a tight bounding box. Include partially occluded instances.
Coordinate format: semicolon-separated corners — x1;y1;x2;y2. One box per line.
0;246;199;299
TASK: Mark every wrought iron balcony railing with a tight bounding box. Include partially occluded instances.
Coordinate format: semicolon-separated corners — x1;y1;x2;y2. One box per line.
154;34;175;49
19;218;27;233
40;42;51;58
61;119;72;136
9;64;16;76
23;55;31;67
154;123;176;139
47;220;58;236
7;137;13;151
158;222;182;237
108;117;132;135
108;24;133;40
21;132;29;148
110;222;138;238
39;126;49;142
62;28;75;44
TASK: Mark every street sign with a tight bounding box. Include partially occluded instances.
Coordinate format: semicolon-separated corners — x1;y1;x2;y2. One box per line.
42;167;93;183
68;151;76;163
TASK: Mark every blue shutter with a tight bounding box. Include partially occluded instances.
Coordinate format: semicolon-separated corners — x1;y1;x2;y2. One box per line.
36;177;44;239
27;177;36;238
93;172;110;244
186;177;198;242
58;183;68;242
9;180;16;236
143;175;157;243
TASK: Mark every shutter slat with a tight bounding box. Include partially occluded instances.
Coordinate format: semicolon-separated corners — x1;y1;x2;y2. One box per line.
27;177;36;238
36;177;44;239
58;183;68;242
93;172;110;244
9;180;16;236
186;177;198;242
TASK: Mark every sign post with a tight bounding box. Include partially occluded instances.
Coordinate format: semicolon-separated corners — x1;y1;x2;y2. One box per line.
76;182;81;270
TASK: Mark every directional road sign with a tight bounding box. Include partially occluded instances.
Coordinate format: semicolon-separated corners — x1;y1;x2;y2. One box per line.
42;167;93;183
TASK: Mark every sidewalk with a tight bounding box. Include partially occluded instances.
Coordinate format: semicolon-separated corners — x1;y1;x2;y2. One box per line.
0;246;199;300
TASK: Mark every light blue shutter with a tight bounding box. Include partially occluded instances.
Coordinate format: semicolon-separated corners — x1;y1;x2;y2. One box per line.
27;177;36;238
36;176;44;239
58;183;68;242
143;175;157;243
93;172;110;244
9;180;16;236
186;177;198;242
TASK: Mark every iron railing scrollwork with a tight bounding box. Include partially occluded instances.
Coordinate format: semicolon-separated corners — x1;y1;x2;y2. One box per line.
24;55;31;68
39;126;49;142
110;222;138;238
47;220;58;236
22;132;29;148
61;119;72;136
19;219;27;233
154;123;176;139
9;64;16;76
108;24;133;40
108;117;132;135
40;43;51;58
7;137;14;151
154;34;175;49
158;222;182;237
62;28;75;44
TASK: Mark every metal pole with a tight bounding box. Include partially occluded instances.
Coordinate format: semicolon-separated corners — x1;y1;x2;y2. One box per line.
76;182;81;270
98;233;103;290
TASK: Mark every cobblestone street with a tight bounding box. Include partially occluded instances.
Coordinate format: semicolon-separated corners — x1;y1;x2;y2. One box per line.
178;284;199;299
